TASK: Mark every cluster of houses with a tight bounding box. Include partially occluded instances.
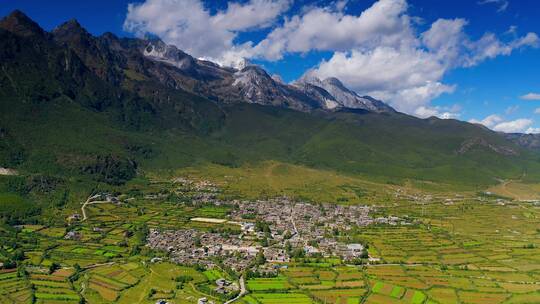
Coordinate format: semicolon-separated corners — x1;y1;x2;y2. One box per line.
229;198;374;234
146;191;410;271
214;278;235;295
147;228;259;271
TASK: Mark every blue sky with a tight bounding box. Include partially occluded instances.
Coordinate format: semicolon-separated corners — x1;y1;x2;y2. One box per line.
1;0;540;133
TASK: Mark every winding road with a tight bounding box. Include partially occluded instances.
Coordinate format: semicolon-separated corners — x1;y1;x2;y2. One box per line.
80;194;107;221
224;276;246;304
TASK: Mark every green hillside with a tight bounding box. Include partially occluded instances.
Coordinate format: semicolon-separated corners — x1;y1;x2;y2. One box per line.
2;10;540;225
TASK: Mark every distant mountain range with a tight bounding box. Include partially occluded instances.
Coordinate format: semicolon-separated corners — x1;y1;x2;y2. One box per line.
1;10;540;188
141;37;394;113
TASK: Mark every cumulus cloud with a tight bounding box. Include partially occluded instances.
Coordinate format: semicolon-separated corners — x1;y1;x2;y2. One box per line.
414;104;461;119
470;115;539;134
469;114;504;128
308;48;455;113
521;93;540;100
250;0;414;60
535;108;540;114
124;0;539;117
124;0;290;63
492;119;533;133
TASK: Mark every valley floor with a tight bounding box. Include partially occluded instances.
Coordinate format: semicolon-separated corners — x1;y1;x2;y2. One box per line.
0;170;539;304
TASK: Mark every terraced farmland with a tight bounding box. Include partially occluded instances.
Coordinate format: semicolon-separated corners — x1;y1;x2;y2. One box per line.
0;176;539;303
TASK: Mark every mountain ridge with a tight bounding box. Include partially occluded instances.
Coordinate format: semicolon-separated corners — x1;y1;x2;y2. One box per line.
1;10;540;189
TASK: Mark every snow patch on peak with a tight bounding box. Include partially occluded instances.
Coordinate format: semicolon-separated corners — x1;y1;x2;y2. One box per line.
143;41;195;70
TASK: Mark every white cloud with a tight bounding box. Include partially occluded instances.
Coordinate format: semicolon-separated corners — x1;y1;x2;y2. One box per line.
521;93;540;100
212;0;291;31
124;0;539;117
492;118;533;133
306;47;453;113
421;18;468;67
469;114;504;128
470;115;538;133
124;0;290;62
462;32;539;67
526;127;540;134
535;108;540;114
414;105;461;119
250;0;414;60
478;0;509;12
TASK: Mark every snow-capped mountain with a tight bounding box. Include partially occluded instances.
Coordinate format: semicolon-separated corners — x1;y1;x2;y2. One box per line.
294;75;394;113
136;39;395;113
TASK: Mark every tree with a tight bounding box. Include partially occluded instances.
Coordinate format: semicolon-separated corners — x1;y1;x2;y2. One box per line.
16;264;26;278
255;250;266;266
283;230;292;240
74;263;82;272
49;262;60;274
291;248;305;259
285;241;292;254
12;249;24;261
360;249;369;259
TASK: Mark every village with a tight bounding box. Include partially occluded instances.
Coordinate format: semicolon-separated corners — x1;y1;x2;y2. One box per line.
147;192;407;274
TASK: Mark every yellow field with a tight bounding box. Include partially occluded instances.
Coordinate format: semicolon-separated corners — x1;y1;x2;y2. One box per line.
172;160;395;204
487;180;540;200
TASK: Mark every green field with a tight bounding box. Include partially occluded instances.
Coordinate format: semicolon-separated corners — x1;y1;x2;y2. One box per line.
1;169;540;303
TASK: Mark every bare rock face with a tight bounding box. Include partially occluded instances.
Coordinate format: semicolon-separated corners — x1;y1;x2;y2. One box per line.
231;66;313;110
294;75;394;112
143;39;196;71
503;133;540;152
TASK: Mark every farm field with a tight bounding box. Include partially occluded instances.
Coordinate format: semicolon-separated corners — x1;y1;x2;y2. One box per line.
487;181;540;201
0;174;539;303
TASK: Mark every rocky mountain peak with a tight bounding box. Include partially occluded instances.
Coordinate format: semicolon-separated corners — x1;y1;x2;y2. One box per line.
54;19;84;33
0;10;46;37
233;65;274;88
295;74;393;113
143;39;196;71
52;18;92;43
100;32;123;50
323;77;348;91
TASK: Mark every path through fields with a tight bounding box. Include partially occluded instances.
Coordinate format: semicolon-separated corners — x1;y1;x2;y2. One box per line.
224;276;246;304
81;194;108;221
